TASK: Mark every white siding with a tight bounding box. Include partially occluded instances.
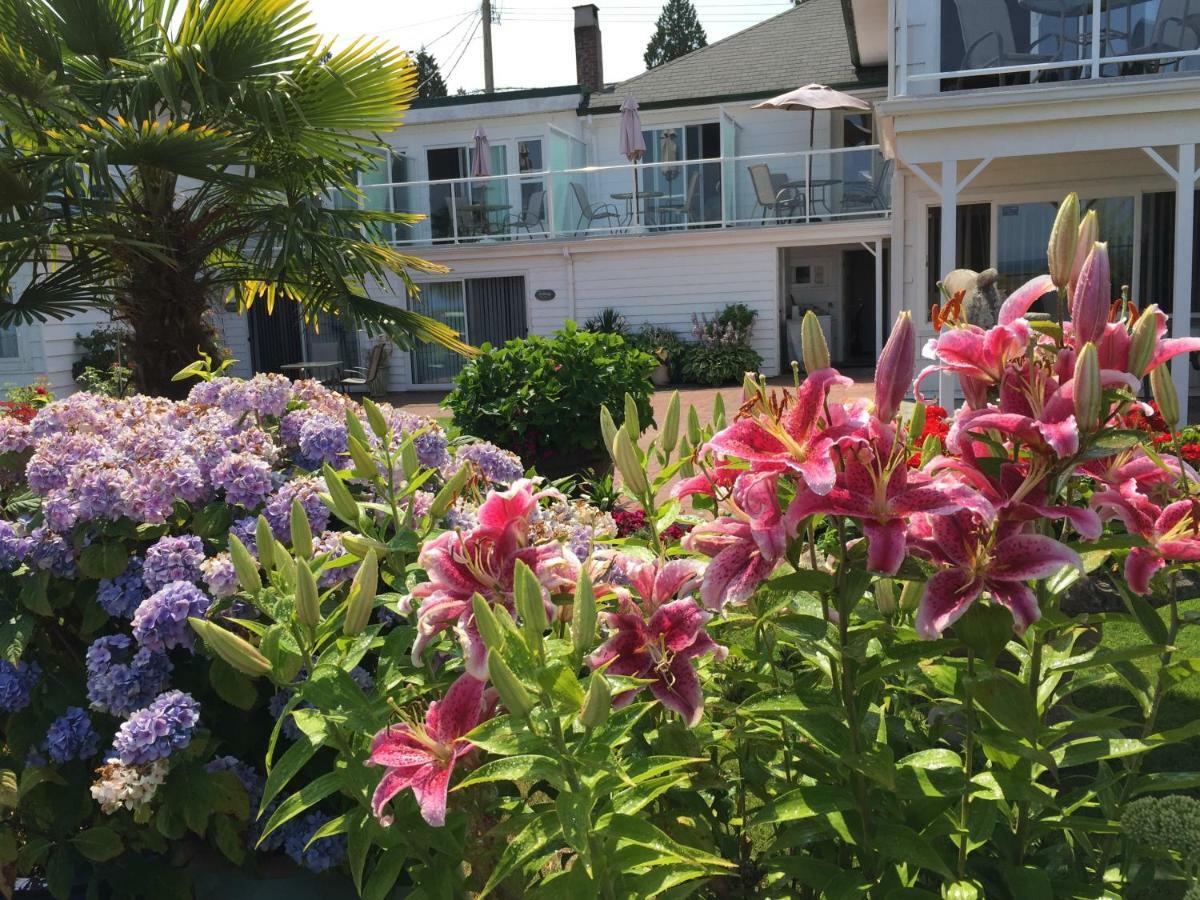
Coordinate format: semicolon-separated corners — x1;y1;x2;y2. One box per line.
214;306;254;380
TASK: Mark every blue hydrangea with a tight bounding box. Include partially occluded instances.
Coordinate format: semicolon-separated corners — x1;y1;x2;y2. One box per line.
142;535;205;591
0;520;30;571
97;557;149;618
456;442;525;485
26;526;74;577
0;659;42;712
263;477;330;541
45;707;101;763
109;690;200;765
86;634;173;716
297;414;348;468
132;581;211;652
283;811;348;873
229;516;258;557
211;452;275;510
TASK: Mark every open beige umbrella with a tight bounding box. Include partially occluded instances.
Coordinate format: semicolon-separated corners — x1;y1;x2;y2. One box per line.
753;84;871;218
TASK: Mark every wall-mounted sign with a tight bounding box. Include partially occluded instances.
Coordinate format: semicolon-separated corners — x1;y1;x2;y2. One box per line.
534;289;556;301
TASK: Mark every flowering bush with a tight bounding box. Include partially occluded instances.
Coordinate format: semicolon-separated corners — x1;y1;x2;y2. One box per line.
4;195;1200;898
681;303;764;385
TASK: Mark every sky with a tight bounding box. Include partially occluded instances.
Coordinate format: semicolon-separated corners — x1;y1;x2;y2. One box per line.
304;0;795;95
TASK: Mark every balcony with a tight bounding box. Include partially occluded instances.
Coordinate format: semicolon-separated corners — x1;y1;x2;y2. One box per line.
358;147;891;248
893;0;1200;97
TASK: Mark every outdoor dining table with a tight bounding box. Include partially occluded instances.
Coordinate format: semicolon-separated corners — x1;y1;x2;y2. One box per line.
610;190;666;227
781;177;841;217
279;360;343;383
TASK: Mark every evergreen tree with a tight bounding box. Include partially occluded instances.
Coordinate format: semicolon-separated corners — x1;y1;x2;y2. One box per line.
644;0;708;69
415;48;448;100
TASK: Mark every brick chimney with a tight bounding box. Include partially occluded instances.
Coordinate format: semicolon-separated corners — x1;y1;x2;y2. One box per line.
574;4;604;94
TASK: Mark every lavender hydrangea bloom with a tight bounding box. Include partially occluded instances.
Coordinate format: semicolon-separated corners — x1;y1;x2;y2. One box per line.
187;380;225;407
109;690;200;765
297;414;347;468
86;635;173;716
132;581;211;652
0;520;30;571
263;477;330;541
45;707;101;763
26;526;74;577
98;557;149;618
142;535;205;590
200;553;239;599
456;442;525;485
211;452;275;509
0;660;41;712
229;516;258;557
0;417;32;454
283;811;348;873
313;531;358;589
219;375;293;419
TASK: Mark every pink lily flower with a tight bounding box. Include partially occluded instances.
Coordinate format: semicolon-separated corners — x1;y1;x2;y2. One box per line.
875;311;916;423
1071;242;1110;346
707;368;865;495
912;511;1082;639
1097;307;1200;377
406;480;567;678
1091;494;1200;594
626;557;707;610
367;674;492;827
588;599;727;726
671;462;741;501
917;275;1053;408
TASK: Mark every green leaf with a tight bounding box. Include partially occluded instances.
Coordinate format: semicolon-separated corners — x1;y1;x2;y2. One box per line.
211;815;246;865
972;672;1038;742
480;810;562;897
260;734;321;813
766;570;835;594
1116;581;1169;645
536;660;584;709
192;502;233;539
0;615;33;664
874;822;953;879
363;847;408;900
999;865;1054;900
0;770;16;808
257;770;344;846
455;755;564;791
465;714;553;756
750;784;855;827
209;657;258;710
78;541;129;580
556;790;593;855
71;825;123;862
597;813;734;869
46;847;74;900
953;602;1014;665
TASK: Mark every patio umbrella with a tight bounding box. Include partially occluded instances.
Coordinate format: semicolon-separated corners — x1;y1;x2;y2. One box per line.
752;84;871;218
471;126;492;180
619;96;647;226
659;129;679;184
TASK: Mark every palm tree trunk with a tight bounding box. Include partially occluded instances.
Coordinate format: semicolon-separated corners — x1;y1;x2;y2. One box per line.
122;271;223;399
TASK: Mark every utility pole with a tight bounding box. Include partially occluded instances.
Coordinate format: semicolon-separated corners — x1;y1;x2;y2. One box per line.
482;0;495;93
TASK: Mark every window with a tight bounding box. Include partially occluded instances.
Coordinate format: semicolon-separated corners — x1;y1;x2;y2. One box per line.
426;144;510;241
926;203;992;315
640;122;721;224
516;139;546;230
0;327;17;359
410;276;528;384
339;150;410;243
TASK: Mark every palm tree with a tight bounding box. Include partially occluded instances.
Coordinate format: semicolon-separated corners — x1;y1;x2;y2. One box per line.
0;0;468;397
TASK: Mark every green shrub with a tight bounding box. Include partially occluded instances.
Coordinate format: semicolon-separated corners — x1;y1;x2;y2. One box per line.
446;323;656;475
679;342;764;386
582;307;629;336
630;324;686;382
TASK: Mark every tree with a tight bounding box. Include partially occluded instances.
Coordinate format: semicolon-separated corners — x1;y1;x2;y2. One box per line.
415;48;448;100
0;0;468;397
643;0;708;69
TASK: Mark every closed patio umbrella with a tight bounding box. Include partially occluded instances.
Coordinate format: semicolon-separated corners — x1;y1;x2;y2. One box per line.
471;126;492;180
752;84;871;218
619;96;647;227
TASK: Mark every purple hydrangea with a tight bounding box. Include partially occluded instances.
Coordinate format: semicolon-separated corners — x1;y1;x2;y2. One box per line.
383;410;450;469
26;526;74;577
0;417;32;454
263;477;330;541
456;441;525;485
86;634;173;716
109;690;200;765
229;516;258;557
218;375;293;419
142;535;205;590
0;520;30;571
97;557;149;618
45;707;101;763
0;660;42;712
313;531;358;589
187;380;224;407
283;811;348;873
200;553;239;599
132;581;211;652
297;414;347;468
211;452;275;510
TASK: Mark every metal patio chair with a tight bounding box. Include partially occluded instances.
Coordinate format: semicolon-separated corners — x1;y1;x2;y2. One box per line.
953;0;1062;85
506;189;546;237
570;182;622;235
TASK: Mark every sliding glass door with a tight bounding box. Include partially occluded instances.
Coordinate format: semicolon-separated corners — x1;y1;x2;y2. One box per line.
410;277;528;384
410;282;469;384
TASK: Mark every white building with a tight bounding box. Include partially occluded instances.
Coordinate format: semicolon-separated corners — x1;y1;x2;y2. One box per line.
11;0;1200;412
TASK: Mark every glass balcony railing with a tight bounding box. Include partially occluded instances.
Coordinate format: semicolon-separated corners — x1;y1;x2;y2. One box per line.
894;0;1200;97
355;147;890;247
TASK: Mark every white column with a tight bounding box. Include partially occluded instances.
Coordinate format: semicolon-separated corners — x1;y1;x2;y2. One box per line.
1172;143;1196;423
875;238;885;358
938;160;957;410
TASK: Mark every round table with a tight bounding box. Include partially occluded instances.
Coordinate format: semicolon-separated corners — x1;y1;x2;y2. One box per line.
781;177;841;216
280;361;343;384
610;191;666;227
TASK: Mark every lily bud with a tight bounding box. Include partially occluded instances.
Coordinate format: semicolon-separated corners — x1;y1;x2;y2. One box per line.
362;398;389;440
428;462;470;522
1070;242;1110;346
227;534;261;594
875;311;915;422
578;675;611;728
400;439;420;481
345;408;370;446
1151;363;1180;431
623;392;641;441
190;618;272;678
294;559;320;628
273;542;296;589
612;428;649;496
909;401;926;441
686;405;702;446
1074;342;1102;433
712;393;726;430
742;371;759;403
599;404;619;456
343;550;378;636
487;653;534;718
322;464;360;526
899;579;922;612
471;593;506;651
659;391;680;455
874;579;897;616
571;569;596;655
800;310;831;373
290;499;313;558
347;435;377;481
255;517;276;571
513;560;548;650
1128;304;1160;378
1047;193;1080;290
1069;209;1099;296
340;533;390;558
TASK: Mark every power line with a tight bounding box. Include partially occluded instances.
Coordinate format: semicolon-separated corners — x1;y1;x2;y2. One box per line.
441;15;483;88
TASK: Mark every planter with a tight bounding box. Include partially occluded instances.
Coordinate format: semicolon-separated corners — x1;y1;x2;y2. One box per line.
650;363;670;387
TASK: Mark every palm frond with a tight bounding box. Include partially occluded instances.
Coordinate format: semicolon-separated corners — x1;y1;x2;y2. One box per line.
43;0;145;62
0;261;114;326
175;0;317;90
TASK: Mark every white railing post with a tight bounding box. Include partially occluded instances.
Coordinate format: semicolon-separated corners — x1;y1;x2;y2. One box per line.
1090;0;1102;79
450;181;459;244
896;0;908;96
804;150;812;223
545;170;556;239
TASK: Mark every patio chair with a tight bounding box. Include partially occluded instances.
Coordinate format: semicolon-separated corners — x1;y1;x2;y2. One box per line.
506;189;545;237
952;0;1062;84
570;182;622;235
657;172;701;227
445;196;481;239
842;158;893;213
749;164;801;223
1118;0;1200;72
335;341;390;397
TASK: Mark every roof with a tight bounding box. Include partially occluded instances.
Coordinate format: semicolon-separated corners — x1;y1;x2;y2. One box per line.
410;84;582;111
587;0;885;113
